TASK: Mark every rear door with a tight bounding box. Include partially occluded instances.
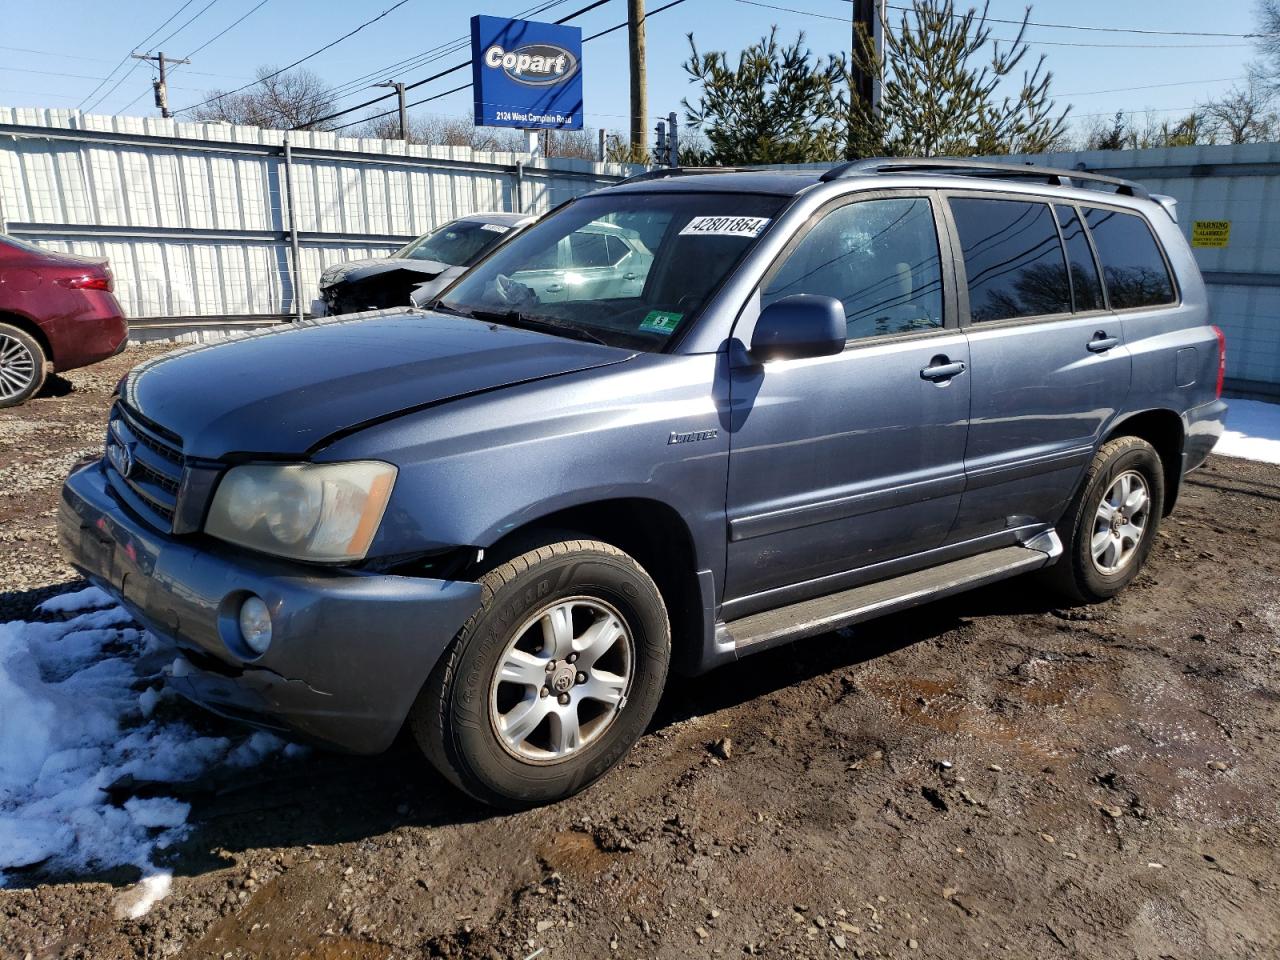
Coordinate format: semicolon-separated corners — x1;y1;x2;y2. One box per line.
947;194;1132;542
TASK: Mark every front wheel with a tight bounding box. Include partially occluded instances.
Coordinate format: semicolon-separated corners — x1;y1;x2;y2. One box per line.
410;539;670;808
1047;436;1165;604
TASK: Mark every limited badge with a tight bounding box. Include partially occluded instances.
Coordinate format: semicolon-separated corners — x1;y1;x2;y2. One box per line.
679;216;771;238
639;310;682;335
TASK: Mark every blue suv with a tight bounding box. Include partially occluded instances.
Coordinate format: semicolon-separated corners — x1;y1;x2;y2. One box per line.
60;159;1228;807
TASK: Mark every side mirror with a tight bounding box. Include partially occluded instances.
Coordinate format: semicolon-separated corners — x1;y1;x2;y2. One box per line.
750;294;846;362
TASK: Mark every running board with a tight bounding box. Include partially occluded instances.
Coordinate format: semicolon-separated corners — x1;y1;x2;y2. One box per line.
722;538;1059;654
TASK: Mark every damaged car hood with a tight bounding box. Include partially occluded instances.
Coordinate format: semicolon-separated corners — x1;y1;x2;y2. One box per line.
121;311;634;458
320;257;447;287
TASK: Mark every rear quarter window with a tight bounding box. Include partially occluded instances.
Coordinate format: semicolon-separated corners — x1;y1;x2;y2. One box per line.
1082;206;1176;309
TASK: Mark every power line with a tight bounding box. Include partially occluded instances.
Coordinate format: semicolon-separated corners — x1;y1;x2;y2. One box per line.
738;0;1257;46
878;3;1278;40
172;0;413;115
306;0;617;130
1058;77;1247;98
77;0;203;108
181;0;275;60
317;0;572;104
331;0;692;131
151;0;225;51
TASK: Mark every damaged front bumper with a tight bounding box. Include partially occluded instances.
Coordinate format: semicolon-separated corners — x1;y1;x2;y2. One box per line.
58;460;482;754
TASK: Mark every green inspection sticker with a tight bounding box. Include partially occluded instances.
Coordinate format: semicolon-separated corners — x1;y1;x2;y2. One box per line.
639;310;683;335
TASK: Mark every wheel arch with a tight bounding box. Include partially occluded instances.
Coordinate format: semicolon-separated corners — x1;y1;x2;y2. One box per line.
1103;408;1185;515
0;309;53;364
478;497;707;676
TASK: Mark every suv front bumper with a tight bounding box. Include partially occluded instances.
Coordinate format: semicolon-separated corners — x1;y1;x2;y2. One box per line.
58;460;482;754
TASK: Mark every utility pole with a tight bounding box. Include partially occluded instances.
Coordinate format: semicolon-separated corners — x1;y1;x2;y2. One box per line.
627;0;647;162
375;81;408;141
132;51;189;119
849;1;876;111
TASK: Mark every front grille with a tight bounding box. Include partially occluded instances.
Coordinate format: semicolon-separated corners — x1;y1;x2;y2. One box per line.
104;402;185;531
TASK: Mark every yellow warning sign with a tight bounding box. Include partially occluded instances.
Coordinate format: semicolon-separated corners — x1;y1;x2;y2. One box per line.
1191;220;1231;247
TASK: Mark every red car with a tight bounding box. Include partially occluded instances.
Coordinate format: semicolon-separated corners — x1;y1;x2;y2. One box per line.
0;235;129;408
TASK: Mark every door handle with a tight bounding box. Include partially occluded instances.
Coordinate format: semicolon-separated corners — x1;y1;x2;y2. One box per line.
920;358;967;382
546;282;564;293
1087;332;1119;353
622;272;638;281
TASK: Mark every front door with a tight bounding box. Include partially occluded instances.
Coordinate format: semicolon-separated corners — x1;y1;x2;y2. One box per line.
724;194;970;611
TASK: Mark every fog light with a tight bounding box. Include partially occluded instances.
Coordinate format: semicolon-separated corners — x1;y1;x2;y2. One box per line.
238;596;273;655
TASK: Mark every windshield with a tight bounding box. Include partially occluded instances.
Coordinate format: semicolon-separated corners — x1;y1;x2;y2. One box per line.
438;192;787;350
395;220;513;267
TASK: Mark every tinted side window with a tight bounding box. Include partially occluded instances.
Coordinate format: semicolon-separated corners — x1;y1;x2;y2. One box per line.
1082;206;1176;309
568;232;614;268
763;196;943;340
1055;205;1104;312
949;198;1071;321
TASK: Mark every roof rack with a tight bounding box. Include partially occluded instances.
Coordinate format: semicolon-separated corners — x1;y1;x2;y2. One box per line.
819;157;1150;199
616;166;744;185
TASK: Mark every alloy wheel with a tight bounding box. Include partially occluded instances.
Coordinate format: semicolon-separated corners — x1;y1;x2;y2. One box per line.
489;597;634;763
0;333;37;401
1090;470;1150;575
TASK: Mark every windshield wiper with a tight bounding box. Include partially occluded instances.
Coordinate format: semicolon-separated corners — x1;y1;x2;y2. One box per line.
465;308;608;346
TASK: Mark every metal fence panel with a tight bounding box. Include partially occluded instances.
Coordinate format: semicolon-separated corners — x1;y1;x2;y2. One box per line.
0;108;639;322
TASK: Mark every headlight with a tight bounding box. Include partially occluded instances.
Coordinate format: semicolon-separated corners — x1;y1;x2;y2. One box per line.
205;461;397;562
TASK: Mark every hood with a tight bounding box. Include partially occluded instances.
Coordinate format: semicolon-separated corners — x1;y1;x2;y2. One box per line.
320;257;447;287
121;311;633;458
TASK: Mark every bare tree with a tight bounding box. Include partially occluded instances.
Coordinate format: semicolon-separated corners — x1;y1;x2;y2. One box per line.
1204;80;1278;143
1077;109;1215;150
192;67;337;130
1256;0;1280;87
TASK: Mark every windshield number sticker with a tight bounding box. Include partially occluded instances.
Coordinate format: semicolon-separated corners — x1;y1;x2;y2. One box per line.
679;216;771;238
639;310;683;335
480;223;510;233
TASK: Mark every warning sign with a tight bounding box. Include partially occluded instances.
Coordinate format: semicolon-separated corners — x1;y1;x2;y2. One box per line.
1191;220;1231;248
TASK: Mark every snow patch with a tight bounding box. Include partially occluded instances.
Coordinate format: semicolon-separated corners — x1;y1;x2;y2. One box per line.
0;594;292;910
1216;398;1280;465
36;585;116;614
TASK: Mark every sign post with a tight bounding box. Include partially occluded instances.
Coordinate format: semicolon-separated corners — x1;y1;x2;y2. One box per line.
471;15;585;132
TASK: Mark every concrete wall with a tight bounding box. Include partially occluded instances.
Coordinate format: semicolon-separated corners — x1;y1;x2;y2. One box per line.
0;108;639;321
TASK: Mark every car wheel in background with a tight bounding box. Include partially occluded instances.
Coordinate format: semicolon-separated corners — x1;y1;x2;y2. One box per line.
0;323;47;408
410;538;671;808
1047;435;1165;604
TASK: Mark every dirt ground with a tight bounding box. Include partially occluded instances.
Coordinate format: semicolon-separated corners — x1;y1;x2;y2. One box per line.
1;343;1278;960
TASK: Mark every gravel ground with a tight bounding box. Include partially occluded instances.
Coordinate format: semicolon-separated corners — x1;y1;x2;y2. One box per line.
1;344;1278;959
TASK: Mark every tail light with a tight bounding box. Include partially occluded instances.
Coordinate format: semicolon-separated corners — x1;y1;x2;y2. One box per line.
1212;325;1226;398
55;270;113;292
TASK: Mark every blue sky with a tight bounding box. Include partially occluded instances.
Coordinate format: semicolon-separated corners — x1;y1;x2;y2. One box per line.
0;0;1265;138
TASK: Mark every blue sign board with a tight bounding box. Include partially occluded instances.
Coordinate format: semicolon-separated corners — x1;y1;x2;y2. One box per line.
471;15;584;130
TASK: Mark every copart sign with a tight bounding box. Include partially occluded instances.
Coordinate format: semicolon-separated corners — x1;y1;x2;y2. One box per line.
471;15;584;130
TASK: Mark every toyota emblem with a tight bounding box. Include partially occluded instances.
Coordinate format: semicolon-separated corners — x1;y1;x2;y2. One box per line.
107;437;135;478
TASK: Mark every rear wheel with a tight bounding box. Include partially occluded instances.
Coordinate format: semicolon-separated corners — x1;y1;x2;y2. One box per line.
1048;436;1165;604
0;323;46;408
410;538;670;808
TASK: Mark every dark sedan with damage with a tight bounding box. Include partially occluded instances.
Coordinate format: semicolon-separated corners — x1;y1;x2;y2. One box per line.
313;212;534;316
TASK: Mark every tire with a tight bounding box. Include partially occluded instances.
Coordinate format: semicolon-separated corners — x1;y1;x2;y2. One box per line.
1047;436;1165;605
0;323;47;409
410;538;671;808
